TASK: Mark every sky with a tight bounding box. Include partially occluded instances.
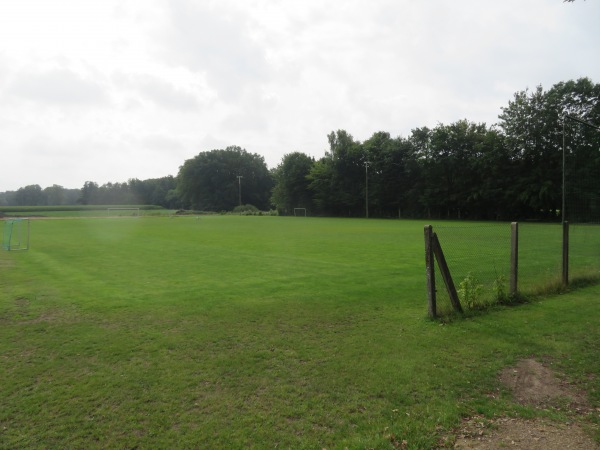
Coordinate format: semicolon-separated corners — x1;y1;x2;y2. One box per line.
0;0;599;191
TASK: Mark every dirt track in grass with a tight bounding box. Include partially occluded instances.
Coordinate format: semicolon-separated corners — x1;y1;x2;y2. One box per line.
450;358;599;449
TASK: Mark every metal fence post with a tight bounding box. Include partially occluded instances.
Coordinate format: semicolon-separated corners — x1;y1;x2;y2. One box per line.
510;222;518;296
562;221;569;286
424;225;436;318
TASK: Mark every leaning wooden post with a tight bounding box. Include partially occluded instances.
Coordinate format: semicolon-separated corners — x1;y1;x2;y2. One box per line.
424;225;436;318
562;221;569;286
432;233;463;313
510;222;518;297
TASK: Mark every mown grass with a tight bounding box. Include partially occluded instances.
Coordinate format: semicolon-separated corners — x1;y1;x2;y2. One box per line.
0;216;598;449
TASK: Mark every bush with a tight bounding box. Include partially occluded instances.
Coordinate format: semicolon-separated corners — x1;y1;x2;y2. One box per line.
457;273;484;309
233;204;260;215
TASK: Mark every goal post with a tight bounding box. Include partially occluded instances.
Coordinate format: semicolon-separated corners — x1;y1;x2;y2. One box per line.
2;218;30;251
107;207;140;217
293;208;307;217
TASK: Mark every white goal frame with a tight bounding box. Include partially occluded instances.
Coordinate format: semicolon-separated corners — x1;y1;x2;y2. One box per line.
2;218;30;251
107;207;140;217
293;208;307;217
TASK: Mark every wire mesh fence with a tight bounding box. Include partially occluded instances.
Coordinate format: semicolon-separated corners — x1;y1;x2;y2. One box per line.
563;114;600;280
570;223;600;281
426;116;600;318
517;223;563;293
427;220;600;318
432;224;511;313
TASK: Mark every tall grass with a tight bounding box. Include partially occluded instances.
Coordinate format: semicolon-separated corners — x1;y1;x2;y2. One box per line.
1;216;598;448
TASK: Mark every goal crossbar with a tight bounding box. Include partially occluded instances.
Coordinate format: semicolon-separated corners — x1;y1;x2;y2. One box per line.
293;208;307;217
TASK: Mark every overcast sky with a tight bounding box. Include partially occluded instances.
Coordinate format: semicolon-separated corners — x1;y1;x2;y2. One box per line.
0;0;598;191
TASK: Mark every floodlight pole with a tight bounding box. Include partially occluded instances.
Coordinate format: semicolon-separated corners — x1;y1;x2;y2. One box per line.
562;114;600;224
237;175;243;206
364;161;370;218
562;119;566;225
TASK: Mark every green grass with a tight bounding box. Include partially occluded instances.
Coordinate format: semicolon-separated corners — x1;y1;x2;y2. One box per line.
0;205;167;218
1;216;598;449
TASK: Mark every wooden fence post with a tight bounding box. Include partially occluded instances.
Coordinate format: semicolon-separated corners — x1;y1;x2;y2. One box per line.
562;221;569;286
510;222;518;297
432;232;463;313
424;225;436;318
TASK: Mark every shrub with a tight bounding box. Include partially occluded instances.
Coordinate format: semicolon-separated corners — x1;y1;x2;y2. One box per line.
493;274;508;303
233;204;260;215
457;273;484;309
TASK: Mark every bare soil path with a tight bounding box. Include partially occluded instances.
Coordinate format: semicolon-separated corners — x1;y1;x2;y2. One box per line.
450;358;599;449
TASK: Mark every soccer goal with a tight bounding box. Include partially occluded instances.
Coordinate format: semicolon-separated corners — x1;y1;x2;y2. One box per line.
2;218;30;251
293;208;307;217
107;207;140;217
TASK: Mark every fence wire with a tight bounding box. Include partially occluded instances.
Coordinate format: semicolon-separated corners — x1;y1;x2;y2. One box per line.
570;223;600;281
429;221;600;317
518;223;563;293
564;127;600;280
433;224;511;313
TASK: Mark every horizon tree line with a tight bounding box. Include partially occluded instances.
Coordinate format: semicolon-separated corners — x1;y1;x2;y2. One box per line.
1;78;598;221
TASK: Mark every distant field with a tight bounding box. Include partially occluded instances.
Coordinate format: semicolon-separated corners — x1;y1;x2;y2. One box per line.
1;216;598;448
0;205;168;218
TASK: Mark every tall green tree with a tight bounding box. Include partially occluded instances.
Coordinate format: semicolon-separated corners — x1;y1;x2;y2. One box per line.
271;152;314;215
363;132;421;218
328;130;366;216
129;176;180;208
79;181;99;205
94;182;134;205
306;157;336;215
307;130;365;216
0;191;17;206
15;184;45;206
43;185;65;205
410;121;502;219
177;146;273;211
468;128;512;219
498;77;600;220
361;131;391;217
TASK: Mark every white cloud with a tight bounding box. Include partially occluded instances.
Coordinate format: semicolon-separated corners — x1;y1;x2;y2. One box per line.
8;66;109;107
0;0;599;191
113;72;204;111
140;134;185;153
160;0;271;102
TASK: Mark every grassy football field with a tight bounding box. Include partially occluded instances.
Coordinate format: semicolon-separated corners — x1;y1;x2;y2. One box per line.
1;215;598;448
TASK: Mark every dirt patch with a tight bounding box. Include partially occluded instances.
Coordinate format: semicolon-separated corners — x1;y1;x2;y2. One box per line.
453;416;598;449
6;296;77;325
450;358;599;449
498;359;589;408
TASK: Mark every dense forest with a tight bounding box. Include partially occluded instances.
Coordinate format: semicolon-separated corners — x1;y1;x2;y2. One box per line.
1;78;599;221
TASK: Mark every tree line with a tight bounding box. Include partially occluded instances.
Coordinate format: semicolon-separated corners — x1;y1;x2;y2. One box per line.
1;78;598;221
0;177;180;209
